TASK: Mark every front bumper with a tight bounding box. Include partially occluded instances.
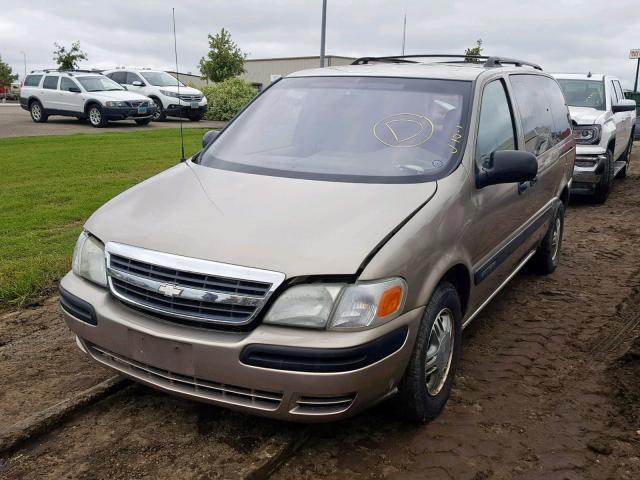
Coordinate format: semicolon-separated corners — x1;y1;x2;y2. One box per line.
570;146;607;194
102;105;157;121
59;272;422;422
164;104;207;118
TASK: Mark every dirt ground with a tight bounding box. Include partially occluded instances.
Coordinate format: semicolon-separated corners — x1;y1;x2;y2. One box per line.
1;146;640;479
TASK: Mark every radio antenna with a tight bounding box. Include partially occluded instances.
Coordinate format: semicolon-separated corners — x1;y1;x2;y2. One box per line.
172;7;185;161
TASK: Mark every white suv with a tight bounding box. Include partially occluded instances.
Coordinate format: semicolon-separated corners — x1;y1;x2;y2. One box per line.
19;70;157;128
553;73;636;202
104;69;207;122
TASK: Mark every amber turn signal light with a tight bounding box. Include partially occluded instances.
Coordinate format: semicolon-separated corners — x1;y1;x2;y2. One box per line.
377;286;404;318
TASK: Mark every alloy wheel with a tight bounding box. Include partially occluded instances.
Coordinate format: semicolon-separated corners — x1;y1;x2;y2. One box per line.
425;308;455;396
89;107;101;126
551;217;561;262
31;104;41;120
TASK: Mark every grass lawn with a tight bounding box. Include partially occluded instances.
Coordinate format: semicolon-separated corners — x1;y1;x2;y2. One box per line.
0;128;208;311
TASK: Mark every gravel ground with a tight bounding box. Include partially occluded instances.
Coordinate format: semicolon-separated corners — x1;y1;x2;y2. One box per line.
1;146;639;479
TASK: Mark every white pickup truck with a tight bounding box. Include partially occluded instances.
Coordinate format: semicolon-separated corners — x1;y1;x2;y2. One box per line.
554;73;636;203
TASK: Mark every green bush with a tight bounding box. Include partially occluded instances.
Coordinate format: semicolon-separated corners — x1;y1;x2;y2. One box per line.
202;78;257;121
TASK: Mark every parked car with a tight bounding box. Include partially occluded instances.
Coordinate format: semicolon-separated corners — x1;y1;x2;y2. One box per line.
103;69;207;122
61;55;574;423
624;91;640;140
554;73;636;202
19;70;157;127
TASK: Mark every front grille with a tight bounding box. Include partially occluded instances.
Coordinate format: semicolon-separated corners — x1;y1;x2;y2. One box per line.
86;342;283;411
128;100;150;108
179;94;203;102
292;394;356;415
105;243;284;328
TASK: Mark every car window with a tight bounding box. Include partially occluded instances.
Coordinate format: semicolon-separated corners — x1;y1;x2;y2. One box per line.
540;77;572;143
200;76;473;183
109;71;127;84
76;76;125;92
60;77;78;92
510;75;556;155
475;79;516;168
42;76;59;90
126;72;144;85
557;79;605;110
140;71;184;87
23;75;43;87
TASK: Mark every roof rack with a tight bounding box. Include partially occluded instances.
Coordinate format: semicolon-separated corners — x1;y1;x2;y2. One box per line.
31;68;105;75
351;54;542;71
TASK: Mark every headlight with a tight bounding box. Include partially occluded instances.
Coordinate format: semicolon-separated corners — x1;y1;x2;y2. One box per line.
72;231;107;287
264;278;406;330
160;89;180;98
572;125;601;145
105;101;128;107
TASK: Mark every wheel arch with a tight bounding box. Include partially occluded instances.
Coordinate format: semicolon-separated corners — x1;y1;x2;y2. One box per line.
27;96;41;108
437;263;472;317
84;100;102;114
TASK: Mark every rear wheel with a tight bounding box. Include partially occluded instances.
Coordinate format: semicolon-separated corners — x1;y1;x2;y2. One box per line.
531;202;564;274
88;104;108;128
395;282;462;423
593;149;614;203
30;101;48;123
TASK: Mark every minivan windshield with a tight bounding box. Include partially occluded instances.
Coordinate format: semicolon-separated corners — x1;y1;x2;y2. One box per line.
199;76;472;183
557;79;605;110
140;71;184;87
77;76;125;92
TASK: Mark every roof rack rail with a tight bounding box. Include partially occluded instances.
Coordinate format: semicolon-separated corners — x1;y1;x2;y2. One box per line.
33;68;105;75
351;54;542;71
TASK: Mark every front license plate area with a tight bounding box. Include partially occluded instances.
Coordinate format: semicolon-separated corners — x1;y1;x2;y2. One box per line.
137;107;147;114
127;330;194;376
190;101;199;109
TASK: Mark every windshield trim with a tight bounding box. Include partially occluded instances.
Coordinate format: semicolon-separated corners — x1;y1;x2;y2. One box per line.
198;75;475;184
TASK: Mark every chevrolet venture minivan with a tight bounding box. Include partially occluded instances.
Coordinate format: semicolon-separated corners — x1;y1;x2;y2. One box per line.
60;55;575;423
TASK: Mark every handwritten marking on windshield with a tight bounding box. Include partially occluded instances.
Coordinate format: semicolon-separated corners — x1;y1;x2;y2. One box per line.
448;125;465;154
374;113;434;148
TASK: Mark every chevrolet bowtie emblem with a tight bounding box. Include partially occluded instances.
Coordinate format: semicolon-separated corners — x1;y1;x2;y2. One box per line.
158;284;183;297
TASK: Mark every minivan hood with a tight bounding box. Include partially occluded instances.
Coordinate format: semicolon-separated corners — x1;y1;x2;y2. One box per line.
568;106;607;125
85;162;437;278
88;90;152;102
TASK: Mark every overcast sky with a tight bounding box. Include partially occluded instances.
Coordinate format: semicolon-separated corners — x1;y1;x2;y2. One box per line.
1;0;639;88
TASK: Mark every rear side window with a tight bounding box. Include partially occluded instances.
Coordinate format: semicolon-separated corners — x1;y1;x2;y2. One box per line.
42;76;59;90
509;75;556;155
541;77;571;142
109;71;127;84
23;75;43;87
60;77;78;92
475;80;516;168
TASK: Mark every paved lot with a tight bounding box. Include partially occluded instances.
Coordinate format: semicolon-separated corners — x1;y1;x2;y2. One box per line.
0;104;225;139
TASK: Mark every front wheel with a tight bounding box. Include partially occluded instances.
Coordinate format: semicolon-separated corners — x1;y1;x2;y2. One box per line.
88;105;107;128
150;98;166;121
593;149;614;203
395;282;462;423
531;202;564;275
618;136;633;179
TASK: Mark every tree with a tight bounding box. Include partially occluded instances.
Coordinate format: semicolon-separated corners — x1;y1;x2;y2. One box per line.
199;29;246;83
53;41;88;70
464;39;483;63
0;56;18;86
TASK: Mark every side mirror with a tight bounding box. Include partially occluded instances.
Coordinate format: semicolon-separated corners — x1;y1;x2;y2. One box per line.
202;130;219;148
477;150;538;188
612;99;636;113
131;81;144;87
69;87;81;93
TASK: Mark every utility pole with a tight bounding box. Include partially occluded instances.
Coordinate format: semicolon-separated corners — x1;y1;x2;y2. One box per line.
401;13;407;55
319;0;327;67
634;58;639;92
20;51;26;78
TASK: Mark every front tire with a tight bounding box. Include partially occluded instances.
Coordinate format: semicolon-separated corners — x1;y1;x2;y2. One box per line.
395;282;462;423
531;202;564;275
593;149;614;203
30;101;48;123
88;105;107;128
618;136;633;179
150;98;166;121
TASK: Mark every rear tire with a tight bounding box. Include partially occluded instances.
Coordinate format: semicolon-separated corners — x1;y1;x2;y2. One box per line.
593;149;614;203
135;118;151;126
88;104;108;128
30;101;48;123
532;202;564;275
395;282;462;423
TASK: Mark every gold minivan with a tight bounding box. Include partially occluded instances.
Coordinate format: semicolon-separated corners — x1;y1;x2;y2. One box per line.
60;55;575;422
